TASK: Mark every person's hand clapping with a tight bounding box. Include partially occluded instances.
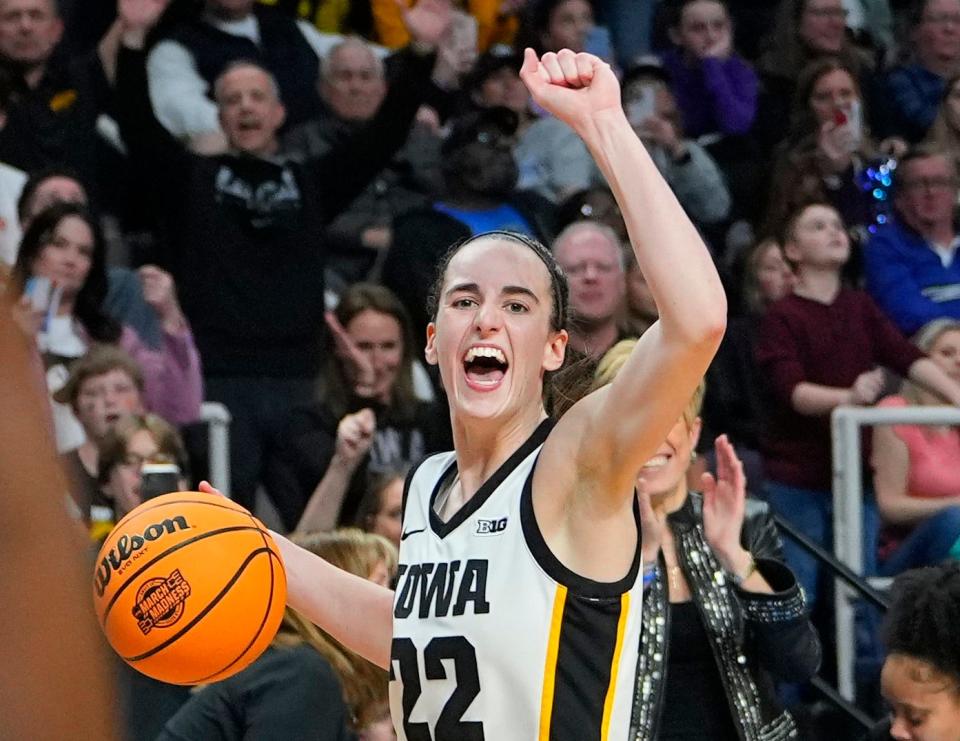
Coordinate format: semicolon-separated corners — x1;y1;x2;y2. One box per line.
139;265;186;334
519;48;622;134
701;435;750;577
401;0;454;51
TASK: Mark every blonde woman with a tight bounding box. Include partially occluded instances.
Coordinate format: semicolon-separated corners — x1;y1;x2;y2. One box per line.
158;529;397;741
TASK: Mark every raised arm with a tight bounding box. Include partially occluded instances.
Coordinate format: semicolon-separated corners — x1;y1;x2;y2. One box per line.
532;50;726;512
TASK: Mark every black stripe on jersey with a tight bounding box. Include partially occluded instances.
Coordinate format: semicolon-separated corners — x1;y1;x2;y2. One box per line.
549;592;624;741
427;418;554;538
520;456;642;597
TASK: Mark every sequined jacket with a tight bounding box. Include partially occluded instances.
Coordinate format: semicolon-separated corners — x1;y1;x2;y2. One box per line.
628;493;821;741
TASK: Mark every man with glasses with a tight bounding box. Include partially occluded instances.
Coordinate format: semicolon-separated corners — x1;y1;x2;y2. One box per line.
884;0;960;142
866;146;960;333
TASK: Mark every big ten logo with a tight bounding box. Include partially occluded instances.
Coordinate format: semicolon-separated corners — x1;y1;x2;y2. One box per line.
475;517;508;536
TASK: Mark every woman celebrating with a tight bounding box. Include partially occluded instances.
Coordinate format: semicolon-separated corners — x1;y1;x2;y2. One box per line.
872;319;960;576
591;340;820;740
11;203;202;450
207;45;726;740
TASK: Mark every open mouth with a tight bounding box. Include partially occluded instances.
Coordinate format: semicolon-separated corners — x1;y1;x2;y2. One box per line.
642;453;672;470
463;346;509;389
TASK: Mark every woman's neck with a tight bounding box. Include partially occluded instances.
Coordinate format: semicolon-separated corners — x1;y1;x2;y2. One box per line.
651;480;688;517
793;267;842;303
450;405;546;502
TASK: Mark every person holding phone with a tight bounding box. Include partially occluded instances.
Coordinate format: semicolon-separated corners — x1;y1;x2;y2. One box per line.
765;57;907;256
96;413;189;525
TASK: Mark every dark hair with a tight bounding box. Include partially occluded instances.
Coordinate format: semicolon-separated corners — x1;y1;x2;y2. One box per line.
354;466;409;531
12;202;120;343
883;562;960;689
515;0;596;55
426;230;570;332
663;0;729;30
321;283;419;421
788;56;863;143
16;167;88;224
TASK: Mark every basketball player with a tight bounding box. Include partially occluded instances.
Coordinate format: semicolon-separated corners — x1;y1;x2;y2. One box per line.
205;47;726;739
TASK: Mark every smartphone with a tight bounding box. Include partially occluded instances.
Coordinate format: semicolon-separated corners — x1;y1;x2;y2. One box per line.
25;276;53;312
626;85;657;128
140;463;182;501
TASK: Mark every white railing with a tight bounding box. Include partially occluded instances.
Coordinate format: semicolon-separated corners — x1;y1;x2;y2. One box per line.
200;402;232;496
831;405;960;700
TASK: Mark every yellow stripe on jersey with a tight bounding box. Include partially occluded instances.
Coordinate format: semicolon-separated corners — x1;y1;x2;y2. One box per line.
538;584;568;741
599;592;631;740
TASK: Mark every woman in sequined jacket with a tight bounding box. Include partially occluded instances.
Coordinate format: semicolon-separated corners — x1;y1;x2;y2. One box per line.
590;341;821;741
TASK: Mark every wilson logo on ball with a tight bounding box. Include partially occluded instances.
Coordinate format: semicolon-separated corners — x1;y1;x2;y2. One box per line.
94;516;191;598
133;569;192;634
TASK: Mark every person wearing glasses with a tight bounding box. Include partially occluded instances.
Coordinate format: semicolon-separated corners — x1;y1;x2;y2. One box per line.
884;0;960;144
865;146;960;335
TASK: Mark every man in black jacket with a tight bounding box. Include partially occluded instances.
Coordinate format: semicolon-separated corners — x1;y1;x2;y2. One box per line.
115;0;452;513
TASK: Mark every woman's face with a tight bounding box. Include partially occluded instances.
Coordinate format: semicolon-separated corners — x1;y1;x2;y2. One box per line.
882;654;960;741
799;0;847;54
809;68;859;126
343;309;405;404
425;238;567;424
105;429;159;517
754;242;795;306
674;0;731;59
369;476;404;547
30;215;94;300
542;0;594;53
635;415;700;498
928;329;960;383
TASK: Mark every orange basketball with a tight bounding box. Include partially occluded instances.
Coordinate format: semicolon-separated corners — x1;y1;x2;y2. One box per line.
93;491;286;685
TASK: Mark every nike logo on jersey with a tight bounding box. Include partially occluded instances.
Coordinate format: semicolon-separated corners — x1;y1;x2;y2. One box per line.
475;517;508;536
400;527;426;541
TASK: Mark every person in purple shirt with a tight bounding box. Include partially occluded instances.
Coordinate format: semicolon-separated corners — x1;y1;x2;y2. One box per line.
659;0;757;139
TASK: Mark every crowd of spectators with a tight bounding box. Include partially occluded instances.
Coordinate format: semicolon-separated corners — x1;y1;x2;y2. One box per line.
4;0;960;738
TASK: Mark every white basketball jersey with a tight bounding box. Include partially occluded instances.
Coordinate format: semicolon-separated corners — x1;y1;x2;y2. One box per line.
389;420;645;741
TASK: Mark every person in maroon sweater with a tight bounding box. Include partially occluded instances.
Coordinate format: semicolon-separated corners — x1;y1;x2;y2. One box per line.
755;202;960;612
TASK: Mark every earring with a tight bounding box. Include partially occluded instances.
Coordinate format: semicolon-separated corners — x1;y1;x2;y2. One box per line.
690;451;698;463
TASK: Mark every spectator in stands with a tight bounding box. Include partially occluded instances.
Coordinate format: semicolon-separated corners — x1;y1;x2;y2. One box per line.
766;57;906;249
866;146;960;335
872;319;960;576
556;185;627;241
552;220;629;357
284;37;441;283
0;0;91;174
659;0;760;224
866;562;960;741
588;341;819;740
146;0;346;148
157;529;396;740
16;167;164;347
115;2;449;514
467;46;597;203
884;0;960;144
515;0;614;63
11;203;202;452
701;238;794;489
381;105;556;334
623;261;658;338
755;0;877;153
96;412;189;521
350;467;406;547
374;0;516;52
925;72;960;171
268;284;450;532
756;201;960;611
53;345;145;525
622;61;732;229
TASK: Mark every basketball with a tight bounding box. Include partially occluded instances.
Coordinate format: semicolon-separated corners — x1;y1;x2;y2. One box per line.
92;491;286;685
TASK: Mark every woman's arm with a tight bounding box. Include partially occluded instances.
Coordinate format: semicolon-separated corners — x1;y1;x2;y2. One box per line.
907;357;960;406
529;49;726;513
872;423;960;526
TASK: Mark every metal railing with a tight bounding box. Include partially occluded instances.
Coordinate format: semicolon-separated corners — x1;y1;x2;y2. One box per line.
200;401;232;496
831;405;960;700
